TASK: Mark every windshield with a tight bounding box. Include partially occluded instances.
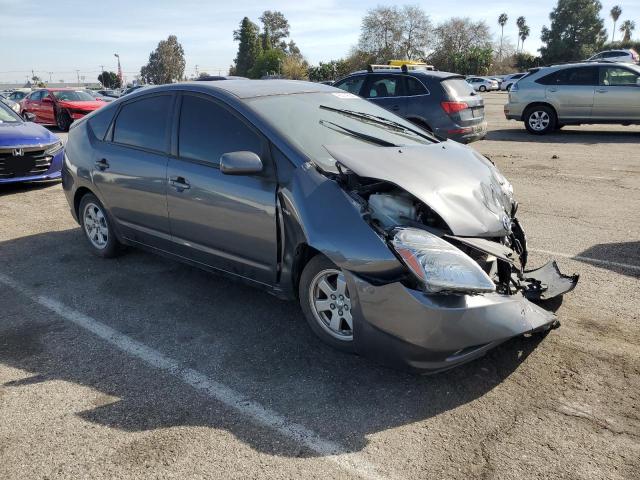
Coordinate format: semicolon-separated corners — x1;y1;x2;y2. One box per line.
248;91;437;172
0;102;22;123
52;90;95;101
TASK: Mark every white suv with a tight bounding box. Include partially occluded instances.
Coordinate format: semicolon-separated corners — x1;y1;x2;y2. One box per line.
587;49;639;64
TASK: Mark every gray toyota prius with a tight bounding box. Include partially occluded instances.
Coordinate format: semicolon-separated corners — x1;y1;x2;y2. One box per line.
62;80;578;372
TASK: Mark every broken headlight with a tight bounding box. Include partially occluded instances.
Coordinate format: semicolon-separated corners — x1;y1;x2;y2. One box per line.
391;228;496;294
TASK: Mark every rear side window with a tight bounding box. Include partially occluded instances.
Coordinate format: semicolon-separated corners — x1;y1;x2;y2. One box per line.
335;75;365;95
87;106;115;141
441;78;474;98
29;91;44;101
113;95;172;152
178;94;261;166
537;67;598;86
406;77;428;95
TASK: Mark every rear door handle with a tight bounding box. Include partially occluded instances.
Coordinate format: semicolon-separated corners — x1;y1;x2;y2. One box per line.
169;176;190;191
95;158;109;170
548;88;558;93
596;88;607;93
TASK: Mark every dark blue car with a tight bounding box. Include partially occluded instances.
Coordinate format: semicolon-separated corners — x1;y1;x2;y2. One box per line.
0;101;63;184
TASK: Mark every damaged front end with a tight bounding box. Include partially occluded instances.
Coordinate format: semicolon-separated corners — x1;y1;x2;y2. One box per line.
320;141;578;371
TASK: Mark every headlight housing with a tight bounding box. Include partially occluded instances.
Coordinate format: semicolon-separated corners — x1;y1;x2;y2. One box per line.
391;227;495;294
45;140;63;156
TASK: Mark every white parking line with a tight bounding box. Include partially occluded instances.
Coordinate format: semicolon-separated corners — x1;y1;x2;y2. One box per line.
530;248;640;273
0;272;392;480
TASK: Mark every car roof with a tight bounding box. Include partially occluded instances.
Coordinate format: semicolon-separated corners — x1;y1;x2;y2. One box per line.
347;69;461;80
172;79;334;99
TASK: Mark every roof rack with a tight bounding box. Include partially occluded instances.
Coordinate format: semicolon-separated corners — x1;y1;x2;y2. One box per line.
366;63;436;73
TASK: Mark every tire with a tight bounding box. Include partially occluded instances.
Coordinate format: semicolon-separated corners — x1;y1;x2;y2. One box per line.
299;255;355;352
555;123;565;130
57;110;72;131
524;105;556;135
479;85;486;92
78;193;121;258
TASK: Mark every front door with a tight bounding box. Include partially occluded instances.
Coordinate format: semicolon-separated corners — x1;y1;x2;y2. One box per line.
40;92;56;125
166;93;278;285
545;66;598;120
91;93;174;249
593;66;640;121
363;74;407;116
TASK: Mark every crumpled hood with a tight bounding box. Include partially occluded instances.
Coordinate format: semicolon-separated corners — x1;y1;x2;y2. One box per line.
324;140;515;237
0;121;59;148
58;100;105;111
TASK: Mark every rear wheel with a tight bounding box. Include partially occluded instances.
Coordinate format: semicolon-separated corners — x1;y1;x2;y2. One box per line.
299;255;355;352
79;193;121;258
479;85;486;92
524;105;556;135
57;110;72;131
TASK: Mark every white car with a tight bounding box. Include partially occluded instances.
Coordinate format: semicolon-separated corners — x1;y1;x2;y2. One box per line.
466;77;498;92
587;49;639;64
500;73;527;91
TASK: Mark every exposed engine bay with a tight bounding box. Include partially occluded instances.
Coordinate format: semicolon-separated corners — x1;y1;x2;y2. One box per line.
337;173;578;302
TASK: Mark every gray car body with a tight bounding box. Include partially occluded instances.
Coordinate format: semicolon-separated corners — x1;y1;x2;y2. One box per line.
505;62;640;125
333;69;487;144
63;80;570;372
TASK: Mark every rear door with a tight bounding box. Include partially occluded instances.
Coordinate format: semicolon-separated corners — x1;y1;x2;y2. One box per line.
544;66;598;119
166;92;278;285
593;65;640;120
362;74;407;115
23;91;42;120
92;92;174;249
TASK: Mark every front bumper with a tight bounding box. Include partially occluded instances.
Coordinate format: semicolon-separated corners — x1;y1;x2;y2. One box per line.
346;273;558;372
0;149;63;184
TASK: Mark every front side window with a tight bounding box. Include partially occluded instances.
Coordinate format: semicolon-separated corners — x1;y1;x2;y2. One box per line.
112;95;172;151
178;94;261;166
335;75;365;95
601;66;639;86
365;75;402;98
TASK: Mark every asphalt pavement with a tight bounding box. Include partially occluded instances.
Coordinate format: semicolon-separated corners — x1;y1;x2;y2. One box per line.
1;93;638;479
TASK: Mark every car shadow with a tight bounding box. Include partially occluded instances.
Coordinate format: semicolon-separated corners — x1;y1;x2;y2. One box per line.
0;179;60;196
577;241;640;278
0;228;551;458
485;128;640;144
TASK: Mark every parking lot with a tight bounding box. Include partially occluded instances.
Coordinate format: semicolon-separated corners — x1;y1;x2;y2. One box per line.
1;91;638;479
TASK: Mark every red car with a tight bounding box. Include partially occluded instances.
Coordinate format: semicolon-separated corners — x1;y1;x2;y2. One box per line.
20;88;106;131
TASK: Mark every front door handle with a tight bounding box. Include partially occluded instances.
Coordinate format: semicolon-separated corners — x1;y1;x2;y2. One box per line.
169;176;190;191
95;158;109;170
596;88;607;93
548;88;558;93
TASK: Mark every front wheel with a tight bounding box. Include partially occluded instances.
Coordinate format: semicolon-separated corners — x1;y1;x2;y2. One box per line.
299;255;355;352
524;106;556;135
57;110;72;131
79;193;121;258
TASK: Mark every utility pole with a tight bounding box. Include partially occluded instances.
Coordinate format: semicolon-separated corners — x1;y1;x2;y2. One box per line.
99;65;105;88
48;72;53;83
195;64;199;78
114;53;123;87
76;69;80;86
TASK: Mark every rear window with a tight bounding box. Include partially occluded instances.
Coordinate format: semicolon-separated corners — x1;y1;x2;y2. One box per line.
87;106;115;140
113;95;172;152
440;78;475;98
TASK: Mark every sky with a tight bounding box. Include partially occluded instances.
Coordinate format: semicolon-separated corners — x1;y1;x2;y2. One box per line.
1;0;639;83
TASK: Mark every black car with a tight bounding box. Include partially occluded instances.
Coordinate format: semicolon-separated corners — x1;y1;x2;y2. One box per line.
333;67;487;143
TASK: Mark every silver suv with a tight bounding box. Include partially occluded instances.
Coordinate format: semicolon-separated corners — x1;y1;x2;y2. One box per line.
504;62;640;134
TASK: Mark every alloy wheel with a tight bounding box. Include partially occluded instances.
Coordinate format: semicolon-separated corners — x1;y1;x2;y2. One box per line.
83;202;109;249
528;111;550;132
308;268;353;341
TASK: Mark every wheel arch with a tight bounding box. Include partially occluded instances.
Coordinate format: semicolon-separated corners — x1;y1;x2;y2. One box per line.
73;186;94;219
524;101;558;120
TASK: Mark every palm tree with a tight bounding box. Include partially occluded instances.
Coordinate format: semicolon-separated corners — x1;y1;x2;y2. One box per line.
620;20;636;42
498;13;508;59
519;25;531;53
610;6;622;42
516;16;526;52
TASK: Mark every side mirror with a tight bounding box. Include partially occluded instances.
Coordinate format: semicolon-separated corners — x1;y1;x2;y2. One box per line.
22;112;36;122
220;151;263;175
42;97;53;104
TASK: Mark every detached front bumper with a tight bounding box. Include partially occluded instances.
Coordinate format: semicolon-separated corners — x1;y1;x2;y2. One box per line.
346;273;558;373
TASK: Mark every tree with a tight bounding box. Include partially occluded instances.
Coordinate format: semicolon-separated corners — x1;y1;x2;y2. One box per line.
232;17;262;77
140;35;185;84
620;20;636;42
519;25;531;52
307;59;352;82
282;55;308;80
98;71;121;89
498;13;508;59
250;49;286;78
610;5;622;42
540;0;607;64
259;10;290;50
429;18;493;72
516;16;526;52
399;5;432;60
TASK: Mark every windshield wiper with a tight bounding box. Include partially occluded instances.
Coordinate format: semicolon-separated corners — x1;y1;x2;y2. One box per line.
319;105;437;142
319;119;398;147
